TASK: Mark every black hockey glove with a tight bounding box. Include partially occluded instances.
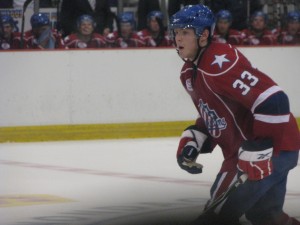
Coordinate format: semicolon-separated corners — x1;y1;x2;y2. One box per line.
177;125;207;174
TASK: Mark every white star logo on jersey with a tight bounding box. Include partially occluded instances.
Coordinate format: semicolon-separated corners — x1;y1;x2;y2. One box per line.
211;54;230;69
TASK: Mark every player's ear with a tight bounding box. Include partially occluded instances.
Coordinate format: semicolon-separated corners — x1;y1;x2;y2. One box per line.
201;29;209;40
199;29;209;46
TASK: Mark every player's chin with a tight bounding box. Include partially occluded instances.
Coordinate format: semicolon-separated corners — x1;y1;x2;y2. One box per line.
178;50;188;58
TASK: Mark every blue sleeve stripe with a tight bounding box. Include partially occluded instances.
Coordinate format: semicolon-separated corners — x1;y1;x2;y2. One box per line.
254;91;290;115
251;86;282;113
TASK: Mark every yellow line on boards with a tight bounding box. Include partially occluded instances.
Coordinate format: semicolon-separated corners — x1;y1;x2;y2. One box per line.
0;118;299;143
0;121;194;143
0;194;74;208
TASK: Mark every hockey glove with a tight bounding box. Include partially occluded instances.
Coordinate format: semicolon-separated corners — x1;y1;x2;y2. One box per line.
237;139;273;181
177;125;207;174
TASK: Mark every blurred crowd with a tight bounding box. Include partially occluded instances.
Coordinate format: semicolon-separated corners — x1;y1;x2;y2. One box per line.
0;0;300;50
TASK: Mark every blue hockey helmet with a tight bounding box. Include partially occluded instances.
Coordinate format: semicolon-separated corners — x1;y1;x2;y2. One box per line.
77;14;96;28
118;12;135;26
250;11;268;22
1;15;15;26
1;14;18;32
216;10;232;22
286;11;300;23
30;13;50;28
169;4;216;38
147;10;164;21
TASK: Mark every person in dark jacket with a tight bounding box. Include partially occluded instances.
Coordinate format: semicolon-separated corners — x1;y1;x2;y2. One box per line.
168;0;200;18
209;0;263;30
0;0;13;8
60;0;115;36
137;0;160;30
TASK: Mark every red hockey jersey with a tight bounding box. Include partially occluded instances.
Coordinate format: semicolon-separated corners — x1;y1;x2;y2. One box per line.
180;42;300;172
105;31;145;48
213;29;244;45
0;32;22;50
241;29;277;45
137;29;173;47
24;29;65;49
64;33;107;49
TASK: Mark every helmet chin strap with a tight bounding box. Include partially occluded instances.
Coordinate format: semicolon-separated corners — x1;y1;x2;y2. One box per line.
177;36;207;65
176;36;209;87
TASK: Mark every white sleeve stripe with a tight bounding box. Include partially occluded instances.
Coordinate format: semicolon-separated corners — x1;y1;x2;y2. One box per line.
251;86;282;113
181;130;194;138
254;114;290;123
194;131;208;143
181;130;207;142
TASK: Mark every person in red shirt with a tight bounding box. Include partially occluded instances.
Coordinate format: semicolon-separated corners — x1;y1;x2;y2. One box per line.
0;15;22;50
213;10;244;45
64;15;106;49
137;10;173;47
25;13;65;49
169;4;300;225
106;12;145;48
278;11;300;45
242;11;277;45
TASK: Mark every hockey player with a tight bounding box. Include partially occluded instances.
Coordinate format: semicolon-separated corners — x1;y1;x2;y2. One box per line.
25;13;65;49
106;12;145;48
213;10;244;45
169;4;300;225
278;11;300;45
0;15;22;50
64;15;106;49
242;11;277;45
137;10;173;47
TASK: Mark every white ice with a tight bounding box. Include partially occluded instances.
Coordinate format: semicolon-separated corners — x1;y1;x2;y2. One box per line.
0;138;299;225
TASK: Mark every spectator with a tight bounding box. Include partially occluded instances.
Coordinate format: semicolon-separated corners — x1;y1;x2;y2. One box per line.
242;11;277;46
0;14;3;44
210;0;263;31
137;10;172;47
137;0;160;30
213;9;244;45
168;0;200;18
25;13;65;49
0;15;22;49
64;14;106;49
106;12;145;48
60;0;115;37
0;0;13;8
278;11;300;45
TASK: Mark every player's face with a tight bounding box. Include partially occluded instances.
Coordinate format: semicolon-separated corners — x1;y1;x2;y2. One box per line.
79;21;94;36
217;19;231;35
33;25;50;37
287;21;300;35
148;18;160;33
3;23;13;38
174;28;199;60
120;22;133;39
251;16;265;31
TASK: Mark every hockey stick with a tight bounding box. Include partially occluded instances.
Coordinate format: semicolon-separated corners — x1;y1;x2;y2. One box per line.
20;0;33;48
202;173;248;214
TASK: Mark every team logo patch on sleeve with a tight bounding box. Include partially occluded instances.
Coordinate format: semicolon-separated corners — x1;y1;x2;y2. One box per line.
198;99;227;138
186;78;193;91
